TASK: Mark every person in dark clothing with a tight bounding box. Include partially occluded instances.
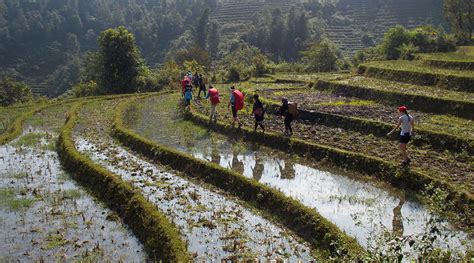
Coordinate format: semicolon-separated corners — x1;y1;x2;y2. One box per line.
279;98;293;136
197;74;206;98
252;94;265;133
192;72;200;89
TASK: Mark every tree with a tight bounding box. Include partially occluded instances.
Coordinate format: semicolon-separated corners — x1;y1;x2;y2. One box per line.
268;8;285;60
300;39;338;72
444;0;474;43
97;26;144;94
195;8;209;49
380;25;410;60
0;76;32;106
175;45;210;68
207;22;220;58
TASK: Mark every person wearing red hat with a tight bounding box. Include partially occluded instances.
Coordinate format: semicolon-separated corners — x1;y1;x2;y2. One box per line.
387;106;415;165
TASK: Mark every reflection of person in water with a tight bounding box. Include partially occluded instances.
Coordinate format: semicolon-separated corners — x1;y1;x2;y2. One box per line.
279;158;295;180
231;147;244;175
392;196;405;237
210;143;221;166
252;154;264;182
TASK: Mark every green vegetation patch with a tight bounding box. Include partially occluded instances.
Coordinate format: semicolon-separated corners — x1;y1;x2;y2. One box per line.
363;60;474;78
273;72;351;83
0;186;37;211
338;76;474;102
42;233;68;250
359;60;474;93
0;105;34;134
418;46;474;62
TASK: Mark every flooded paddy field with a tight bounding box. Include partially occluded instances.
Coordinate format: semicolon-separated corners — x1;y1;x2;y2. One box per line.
0;103;145;261
126;94;473;259
73;98;316;261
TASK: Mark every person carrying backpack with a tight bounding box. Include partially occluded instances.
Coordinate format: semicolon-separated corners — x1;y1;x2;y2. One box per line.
387;106;415;165
205;85;220;123
228;86;243;128
278;98;294;136
252;94;265;133
181;75;192;97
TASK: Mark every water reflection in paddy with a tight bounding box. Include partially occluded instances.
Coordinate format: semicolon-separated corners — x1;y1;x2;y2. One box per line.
127;94;472;256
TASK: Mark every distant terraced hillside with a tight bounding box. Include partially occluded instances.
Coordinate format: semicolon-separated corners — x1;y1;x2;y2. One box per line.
330;0;444;55
211;0;294;24
211;0;445;56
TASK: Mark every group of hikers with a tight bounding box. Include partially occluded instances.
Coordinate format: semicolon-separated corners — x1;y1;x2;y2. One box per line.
181;72;415;165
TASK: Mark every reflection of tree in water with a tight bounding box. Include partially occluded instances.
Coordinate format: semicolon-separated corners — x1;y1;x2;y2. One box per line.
392;196;405;237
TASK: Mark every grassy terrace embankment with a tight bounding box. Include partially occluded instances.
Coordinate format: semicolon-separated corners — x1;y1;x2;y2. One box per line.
0;102;65;145
358;60;474;92
190;93;473;228
56;97;190;261
417;46;474;70
318;77;473;119
243;82;473;154
113;94;366;260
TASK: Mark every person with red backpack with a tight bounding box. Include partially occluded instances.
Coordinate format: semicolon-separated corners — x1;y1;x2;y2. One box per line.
228;86;244;128
181;73;192;96
205;85;220;123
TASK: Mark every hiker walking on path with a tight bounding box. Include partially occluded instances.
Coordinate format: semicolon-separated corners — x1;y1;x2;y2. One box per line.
387;106;415;165
181;73;192;97
228;86;244;128
252;94;265;133
278;98;294;136
206;85;220;123
197;74;207;98
193;72;200;89
183;79;194;110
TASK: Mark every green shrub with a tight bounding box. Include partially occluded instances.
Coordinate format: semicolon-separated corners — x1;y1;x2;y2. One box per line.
397;43;419;61
227;66;241;81
380;25;457;60
0;77;33;106
380;25;411;60
217;43;270;82
300;39;339;72
72;81;98;97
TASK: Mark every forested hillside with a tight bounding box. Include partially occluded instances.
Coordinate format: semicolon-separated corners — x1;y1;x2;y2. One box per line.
0;0;218;96
0;0;449;97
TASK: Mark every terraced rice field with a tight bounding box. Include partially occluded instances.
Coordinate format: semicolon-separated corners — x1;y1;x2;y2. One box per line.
0;102;145;261
253;86;473;140
1;50;473;260
126;94;472;259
